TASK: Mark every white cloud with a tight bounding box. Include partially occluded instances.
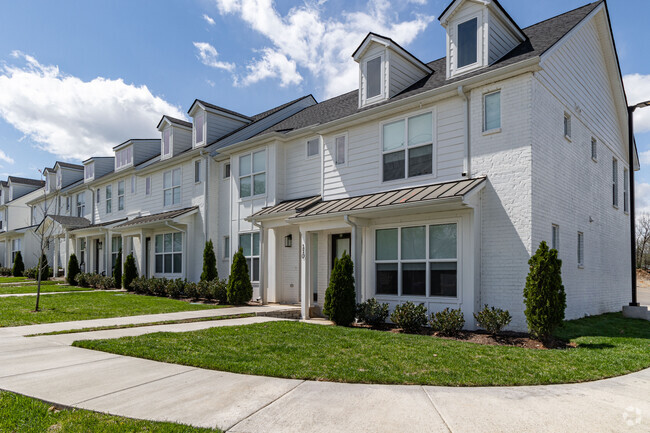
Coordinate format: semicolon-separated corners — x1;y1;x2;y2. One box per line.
203;14;216;25
636;181;650;215
214;0;434;97
0;52;186;161
624;73;650;133
0;150;14;165
193;42;236;72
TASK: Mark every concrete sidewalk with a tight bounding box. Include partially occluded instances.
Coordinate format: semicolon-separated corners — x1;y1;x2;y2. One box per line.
0;289;118;298
0;310;648;432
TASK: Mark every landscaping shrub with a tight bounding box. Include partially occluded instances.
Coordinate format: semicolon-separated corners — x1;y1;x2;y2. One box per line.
24;266;53;280
227;248;253;305
97;276;117;290
122;253;138;290
356;298;389;328
0;267;12;276
113;249;122;289
201;239;218;282
75;272;90;288
197;279;228;303
129;276;146;294
473;305;511;335
38;254;50;281
67;254;80;286
184;281;199;300
429;308;465;336
323;252;356;326
166;278;185;299
390;301;428;334
524;241;566;341
12;251;24;277
87;273;102;288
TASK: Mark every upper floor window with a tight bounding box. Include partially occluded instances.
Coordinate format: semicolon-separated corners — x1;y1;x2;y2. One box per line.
624;168;629;213
131;175;136;194
365;56;382;99
116;147;133;170
163;129;171;156
612;158;618;208
84;164;94;180
163;168;181;206
76;192;85;217
239;150;266;198
457;18;478;68
194;160;201;183
307;138;319;158
106;185;112;213
224;163;231;179
382;112;433;182
552;224;560;251
577;232;584;268
56;172;62;189
483;91;501;132
145;176;151;195
563;113;571;140
195;112;205;145
96;189;101;204
335;135;346;165
66;196;70;212
118;180;125;211
591;138;598;161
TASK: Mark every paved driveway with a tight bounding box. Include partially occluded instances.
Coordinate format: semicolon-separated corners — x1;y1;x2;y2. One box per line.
639;286;650;306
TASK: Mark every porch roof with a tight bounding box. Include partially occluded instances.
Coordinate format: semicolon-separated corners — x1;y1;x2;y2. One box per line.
71;217;128;233
289;177;486;220
46;215;91;230
113;206;198;229
251;195;321;219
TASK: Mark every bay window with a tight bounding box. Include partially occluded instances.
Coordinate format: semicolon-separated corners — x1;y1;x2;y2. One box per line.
163;168;181;206
375;223;457;297
382;112;433;182
239;150;266;198
239;232;260;282
155;233;182;274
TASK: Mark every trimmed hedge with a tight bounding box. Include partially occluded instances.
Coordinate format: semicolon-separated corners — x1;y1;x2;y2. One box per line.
356;298;389;328
390;301;428;334
74;273;117;290
429;308;465;336
129;276;228;303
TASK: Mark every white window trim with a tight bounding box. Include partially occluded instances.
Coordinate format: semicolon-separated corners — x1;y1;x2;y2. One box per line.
117;180;125;211
76;193;85;218
194;112;206;147
84;163;95;182
115;146;134;170
238;149;267;200
238;231;261;282
482;90;502;134
371;217;462;302
154;232;184;277
612;158;619;209
363;53;385;105
334;132;349;167
162;128;173;160
163;168;182;207
624;168;629;214
306;137;320;160
105;185;112;214
223;162;231;180
451;13;483;77
194;160;202;184
379;108;437;184
145;176;152;196
564;112;572;141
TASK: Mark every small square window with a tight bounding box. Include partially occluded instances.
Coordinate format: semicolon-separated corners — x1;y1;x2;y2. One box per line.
307;138;319;158
564;113;571;139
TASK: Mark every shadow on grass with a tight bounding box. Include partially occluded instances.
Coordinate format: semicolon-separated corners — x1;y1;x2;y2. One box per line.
555;313;650;341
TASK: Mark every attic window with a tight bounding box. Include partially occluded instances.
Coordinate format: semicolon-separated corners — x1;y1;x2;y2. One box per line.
163;129;171;156
366;56;382;99
195;112;204;145
84;163;94;180
457;18;478;68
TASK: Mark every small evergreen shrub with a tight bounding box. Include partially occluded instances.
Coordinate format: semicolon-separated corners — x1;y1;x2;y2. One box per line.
97;276;116;290
12;251;24;277
185;281;199;300
122;254;138;290
356;298;389;328
390;302;428;334
24;266;53;280
75;272;90;288
227;248;253;305
113;249;122;289
38;254;50;281
473;305;512;335
211;279;228;304
67;254;80;286
167;279;185;299
429;308;465;336
323;252;356;326
201;240;218;282
0;267;13;276
87;273;102;288
129;276;147;294
524;241;567;341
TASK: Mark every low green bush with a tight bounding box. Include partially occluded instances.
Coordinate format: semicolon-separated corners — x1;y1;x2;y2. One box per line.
75;272;90;288
122;276;229;303
23;266;53;280
67;254;80;286
356;298;389;328
390;302;428;334
0;267;12;276
429;308;465;336
473;305;512;335
12;251;24;277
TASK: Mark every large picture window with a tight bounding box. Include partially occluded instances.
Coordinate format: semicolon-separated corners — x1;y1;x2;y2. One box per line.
155;233;182;274
163;168;181;206
382;112;433;182
375;223;457;297
239;232;260;282
239;150;266;198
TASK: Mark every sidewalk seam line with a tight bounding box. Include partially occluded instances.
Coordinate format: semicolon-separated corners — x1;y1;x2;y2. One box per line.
224;380;306;432
421;386;453;433
0;355;122;380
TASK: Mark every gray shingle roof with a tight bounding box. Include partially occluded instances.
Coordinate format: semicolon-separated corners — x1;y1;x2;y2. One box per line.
191;99;252;121
8;176;45;187
115;206;198;228
56;161;84;170
254;1;601;138
48;215;91;229
157;115;193;129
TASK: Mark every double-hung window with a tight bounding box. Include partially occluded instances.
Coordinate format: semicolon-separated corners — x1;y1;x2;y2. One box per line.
239;150;266;198
457;18;478;68
375;223;457;297
335;135;346;165
194;160;201;183
163;168;181;206
552;224;560;251
307;138;319;158
382;112;433;182
11;239;21;262
239;232;260;282
111;237;122;269
483;91;501;132
76;193;85;217
624;168;629;213
105;185;112;213
118;180;125;211
155;233;182;274
163;129;171;157
612;158;618;208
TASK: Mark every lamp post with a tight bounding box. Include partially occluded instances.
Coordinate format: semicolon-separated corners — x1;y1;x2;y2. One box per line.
628;100;650;307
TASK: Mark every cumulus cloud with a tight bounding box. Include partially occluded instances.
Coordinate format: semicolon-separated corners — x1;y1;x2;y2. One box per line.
636;181;650;215
203;14;216;25
624;73;650;133
193;42;236;71
0;150;14;165
213;0;433;97
0;52;186;161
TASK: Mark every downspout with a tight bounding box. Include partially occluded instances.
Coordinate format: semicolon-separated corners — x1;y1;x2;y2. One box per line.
252;218;265;304
458;86;470;177
200;150;210;243
343;215;360;303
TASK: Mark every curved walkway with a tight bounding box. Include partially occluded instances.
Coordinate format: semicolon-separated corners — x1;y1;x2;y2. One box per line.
0;310;648;433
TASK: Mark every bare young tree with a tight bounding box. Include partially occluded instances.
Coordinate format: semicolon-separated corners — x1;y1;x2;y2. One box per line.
636;214;650;269
33;170;58;312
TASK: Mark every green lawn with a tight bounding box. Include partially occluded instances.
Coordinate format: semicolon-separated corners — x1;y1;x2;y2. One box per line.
0;292;225;327
0;391;220;432
75;313;650;386
0;284;91;295
0;276;29;283
0;278;59;286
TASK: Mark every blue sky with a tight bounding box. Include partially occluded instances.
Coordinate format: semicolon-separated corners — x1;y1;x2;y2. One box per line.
0;0;649;207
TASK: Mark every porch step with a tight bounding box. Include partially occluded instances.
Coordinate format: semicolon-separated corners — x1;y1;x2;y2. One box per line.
256;309;301;320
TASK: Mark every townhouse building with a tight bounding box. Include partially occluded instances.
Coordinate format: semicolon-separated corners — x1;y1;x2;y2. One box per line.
2;0;634;330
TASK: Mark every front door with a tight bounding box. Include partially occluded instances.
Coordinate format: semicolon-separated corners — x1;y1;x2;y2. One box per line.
331;233;351;270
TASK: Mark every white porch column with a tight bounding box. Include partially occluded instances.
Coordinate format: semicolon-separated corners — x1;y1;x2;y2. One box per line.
104;230;110;276
140;230;146;277
63;232;69;278
299;227;311;319
53;235;59;277
259;225;266;304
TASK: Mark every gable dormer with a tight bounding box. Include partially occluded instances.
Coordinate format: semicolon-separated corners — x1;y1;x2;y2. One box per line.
439;0;526;79
0;181;8;205
188;100;251;148
114;139;160;171
53;162;84;190
7;176;45;201
352;33;432;109
44;169;56;194
83;157;114;183
156;116;193;160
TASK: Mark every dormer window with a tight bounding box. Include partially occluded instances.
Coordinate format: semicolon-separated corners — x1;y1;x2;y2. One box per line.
457;18;478;68
195;112;205;145
163;129;172;157
56;172;62;189
84;163;94;181
116;146;133;170
365;56;383;99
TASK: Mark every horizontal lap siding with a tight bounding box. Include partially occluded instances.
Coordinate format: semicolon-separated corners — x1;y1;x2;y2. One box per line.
488;13;519;64
283;139;321;200
389;53;427;98
206;112;248;144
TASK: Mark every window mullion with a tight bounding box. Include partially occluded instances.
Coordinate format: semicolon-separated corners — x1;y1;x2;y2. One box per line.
404;117;409;179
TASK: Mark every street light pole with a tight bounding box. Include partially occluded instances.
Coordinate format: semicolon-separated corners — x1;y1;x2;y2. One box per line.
628;100;650;307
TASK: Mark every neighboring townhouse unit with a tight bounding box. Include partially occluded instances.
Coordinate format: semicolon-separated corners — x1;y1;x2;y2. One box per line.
3;0;634;331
